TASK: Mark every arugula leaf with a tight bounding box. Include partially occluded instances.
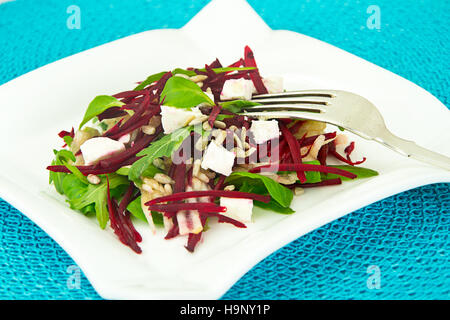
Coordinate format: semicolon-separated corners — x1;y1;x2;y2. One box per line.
63;135;73;147
69;174;129;229
172;68;197;77
160;77;214;109
79;95;125;129
129;126;194;182
220;100;261;113
225;171;293;208
322;165;379;181
134;71;167;91
238;181;294;214
62;161;89;184
49;149;76;194
254;200;295;214
126;196;164;226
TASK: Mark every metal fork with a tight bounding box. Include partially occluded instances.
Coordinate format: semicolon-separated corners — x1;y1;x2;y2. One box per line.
239;90;450;171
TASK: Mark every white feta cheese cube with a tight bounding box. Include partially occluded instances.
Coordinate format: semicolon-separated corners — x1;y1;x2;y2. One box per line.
219;197;253;223
80;137;125;165
160;105;203;134
220;78;254;101
201;142;236;176
250;120;280;144
262;76;284;94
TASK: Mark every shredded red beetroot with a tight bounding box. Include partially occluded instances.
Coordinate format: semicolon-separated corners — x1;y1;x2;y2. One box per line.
149;203;226;216
249;163;357;179
280;123;307;183
46;127;161;176
224;70;251;80
300;132;337;147
97;107;128;121
205;213;246;228
318;144;328;166
146;190;270;205
227;58;245;68
113;90;147;100
208;104;222;127
214;175;226;190
185;214;207;252
107;107;161;140
328;141;366;166
200;62;226;102
99;128;161;168
243;46;268;94
58;127;75;147
106;177;141;253
288;121;305;135
165;223;180;240
47;156;141;176
291;178;342;188
58;128;74;139
185;230;203;252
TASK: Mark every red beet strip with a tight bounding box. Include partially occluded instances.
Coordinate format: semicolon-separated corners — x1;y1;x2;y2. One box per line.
148;203;226;215
243;45;268;94
185;214;208;253
146;190;270;206
58;128;74;139
205;213;246;228
107;107;160;140
208;104;222;127
328;142;366;166
97;107;128;121
300;132;337;147
106;177;141;253
249;163;357;179
288;120;305;135
99;127;162;168
280;123;306;183
113;90;147;99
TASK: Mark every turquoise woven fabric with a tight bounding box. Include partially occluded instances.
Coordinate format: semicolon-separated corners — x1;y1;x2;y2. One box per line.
0;0;448;300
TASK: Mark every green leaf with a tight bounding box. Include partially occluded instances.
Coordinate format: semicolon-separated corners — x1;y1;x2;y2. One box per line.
62;161;89;185
220;100;261;113
172;68;197;77
142;164;163;178
62;174;88;204
49;149;76;194
79;95;125;129
160;77;214;109
116;166;130;176
226;171;293;208
322;165;379;181
254;200;295;214
63;135;73;147
127;196;164;226
238;180;295;214
129;126;194;182
69;174;129;229
134;71;167;91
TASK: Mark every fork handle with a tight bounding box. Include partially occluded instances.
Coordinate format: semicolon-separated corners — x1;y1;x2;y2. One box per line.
376;130;450;171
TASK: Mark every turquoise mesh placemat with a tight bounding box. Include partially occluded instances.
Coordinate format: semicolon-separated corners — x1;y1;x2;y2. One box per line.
0;0;448;300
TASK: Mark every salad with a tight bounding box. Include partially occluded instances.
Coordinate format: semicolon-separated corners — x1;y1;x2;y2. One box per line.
47;46;378;253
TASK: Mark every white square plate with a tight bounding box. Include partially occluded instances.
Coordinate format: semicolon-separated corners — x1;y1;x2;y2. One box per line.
0;0;449;299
